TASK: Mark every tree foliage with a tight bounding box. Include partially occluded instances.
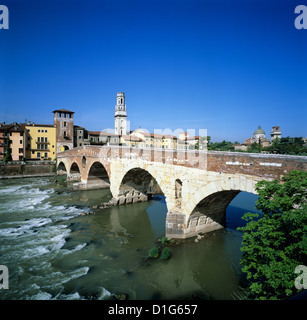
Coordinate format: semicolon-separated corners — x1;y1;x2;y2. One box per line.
208;138;235;151
148;247;159;258
266;137;307;155
238;171;307;299
160;247;171;260
3;139;12;163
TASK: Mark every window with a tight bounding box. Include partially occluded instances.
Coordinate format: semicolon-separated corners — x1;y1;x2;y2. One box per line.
20;132;23;136
37;152;41;158
37;144;40;149
45;137;48;142
64;131;67;137
20;140;22;144
64;121;66;127
19;148;23;153
38;130;40;132
45;130;48;133
32;151;35;155
44;152;48;158
37;137;40;142
175;179;183;208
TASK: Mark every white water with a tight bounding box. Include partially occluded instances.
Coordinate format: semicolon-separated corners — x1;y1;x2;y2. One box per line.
0;178;92;300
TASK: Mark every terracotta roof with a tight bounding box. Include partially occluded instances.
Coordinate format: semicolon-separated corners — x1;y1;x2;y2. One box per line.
26;124;55;128
88;131;119;137
99;131;119;137
88;131;101;136
0;123;27;132
52;109;75;113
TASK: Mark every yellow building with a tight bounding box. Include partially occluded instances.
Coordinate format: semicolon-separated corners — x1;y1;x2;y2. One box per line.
163;135;177;149
25;123;57;160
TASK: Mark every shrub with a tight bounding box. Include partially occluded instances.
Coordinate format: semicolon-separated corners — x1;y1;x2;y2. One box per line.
161;236;168;246
160;247;171;260
148;247;159;258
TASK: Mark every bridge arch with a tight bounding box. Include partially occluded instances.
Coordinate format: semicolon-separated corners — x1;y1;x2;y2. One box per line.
69;162;81;181
86;161;110;188
57;161;68;175
116;165;169;207
183;176;259;237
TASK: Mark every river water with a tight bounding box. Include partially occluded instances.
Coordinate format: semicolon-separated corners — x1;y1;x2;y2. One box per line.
0;176;260;300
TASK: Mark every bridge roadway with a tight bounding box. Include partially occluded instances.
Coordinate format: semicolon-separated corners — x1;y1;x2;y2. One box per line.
57;146;307;239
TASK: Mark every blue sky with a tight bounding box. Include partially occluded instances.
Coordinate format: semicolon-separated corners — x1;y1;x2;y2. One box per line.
0;0;306;142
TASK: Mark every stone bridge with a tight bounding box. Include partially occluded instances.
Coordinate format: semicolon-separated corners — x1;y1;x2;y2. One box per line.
57;146;307;239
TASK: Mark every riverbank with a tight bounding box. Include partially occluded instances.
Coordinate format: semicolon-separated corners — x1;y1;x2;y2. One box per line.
0;160;56;179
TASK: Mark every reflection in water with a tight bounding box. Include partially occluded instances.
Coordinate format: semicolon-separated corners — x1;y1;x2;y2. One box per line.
0;178;257;300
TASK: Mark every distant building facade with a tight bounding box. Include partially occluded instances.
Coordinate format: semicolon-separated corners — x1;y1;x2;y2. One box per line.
73;126;90;147
234;125;281;151
25;123;57;160
53;109;74;153
0;123;27;161
271;126;281;141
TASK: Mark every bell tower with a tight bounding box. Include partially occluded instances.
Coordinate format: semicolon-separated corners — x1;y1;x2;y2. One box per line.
114;92;127;135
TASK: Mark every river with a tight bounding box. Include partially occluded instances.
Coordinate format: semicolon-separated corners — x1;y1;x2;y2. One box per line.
0;176;260;300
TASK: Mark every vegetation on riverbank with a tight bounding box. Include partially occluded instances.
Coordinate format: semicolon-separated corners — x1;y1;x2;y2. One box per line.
238;170;307;300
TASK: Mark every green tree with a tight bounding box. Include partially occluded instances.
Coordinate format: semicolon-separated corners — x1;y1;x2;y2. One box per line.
247;139;262;153
160;247;171;260
194;136;210;150
269;137;307;155
238;170;307;300
208;139;234;151
148;247;159;258
3;139;12;163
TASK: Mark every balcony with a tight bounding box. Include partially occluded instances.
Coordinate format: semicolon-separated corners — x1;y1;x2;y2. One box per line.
34;146;50;151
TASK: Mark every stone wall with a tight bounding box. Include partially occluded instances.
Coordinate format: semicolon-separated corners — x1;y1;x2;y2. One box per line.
0;161;56;178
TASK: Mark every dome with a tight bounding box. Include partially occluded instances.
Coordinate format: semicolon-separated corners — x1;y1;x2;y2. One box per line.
254;125;265;135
